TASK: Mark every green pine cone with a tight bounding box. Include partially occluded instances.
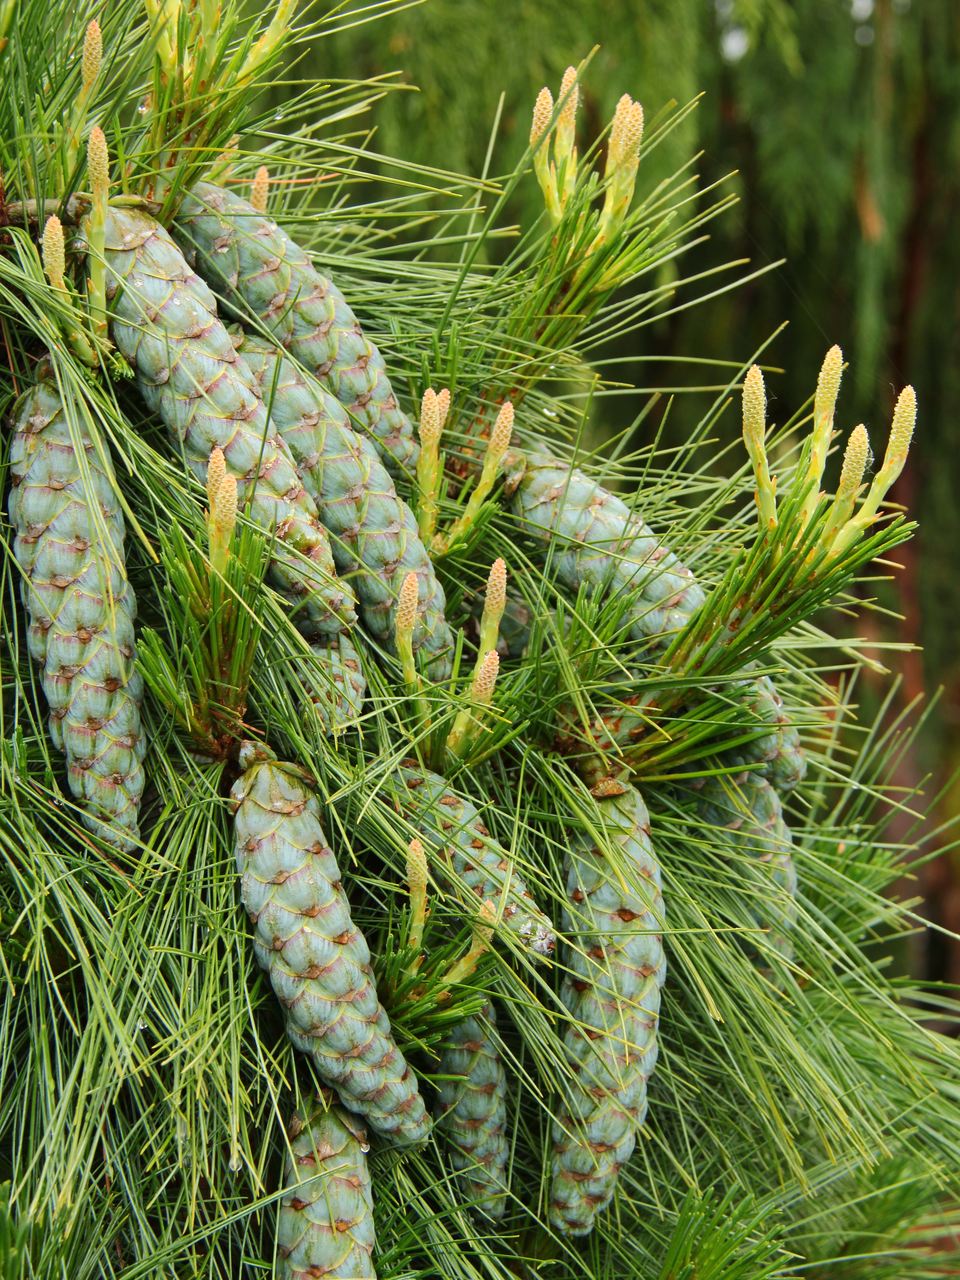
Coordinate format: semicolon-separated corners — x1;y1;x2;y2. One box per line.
435;998;509;1220
231;743;431;1144
278;1095;377;1280
238;332;453;681
101;204;359;638
551;781;666;1237
7;378;145;850
735;673;806;793
305;632;367;732
508;452;803;790
695;769;798;958
564;670;806;796
508;452;705;639
389;762;556;958
174;183;419;478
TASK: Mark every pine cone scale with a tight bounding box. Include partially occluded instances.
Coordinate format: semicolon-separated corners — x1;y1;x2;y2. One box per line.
278;1098;377;1278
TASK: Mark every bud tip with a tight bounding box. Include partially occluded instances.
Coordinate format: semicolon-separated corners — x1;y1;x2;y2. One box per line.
530;86;554;145
87;126;110;197
42;215;66;288
396;571;419;634
558;66;579;129
250;165;270;213
207;447;227;503
890;385;917;459
742;365;766;441
419;388;441;447
490;401;514;455
838;424;869;497
486;558;507;612
815;344;844;423
82;20;102;92
435;387;451;428
472;649;500;702
406;837;427;892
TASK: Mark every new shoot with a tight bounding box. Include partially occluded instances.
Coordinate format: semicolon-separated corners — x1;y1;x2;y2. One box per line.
446;559;507;760
433;402;513;554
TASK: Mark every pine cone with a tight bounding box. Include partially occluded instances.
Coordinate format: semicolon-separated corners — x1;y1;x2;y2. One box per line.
508;452;704;638
306;632;366;730
238;332;452;681
7;379;145;849
175;183;419;478
508;451;803;789
550;781;666;1236
389;762;555;958
435;998;508;1219
231;743;430;1144
695;769;798;958
101;206;361;729
278;1095;377;1280
733;674;806;794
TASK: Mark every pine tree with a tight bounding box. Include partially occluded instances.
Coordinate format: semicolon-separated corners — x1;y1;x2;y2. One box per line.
1;5;958;1279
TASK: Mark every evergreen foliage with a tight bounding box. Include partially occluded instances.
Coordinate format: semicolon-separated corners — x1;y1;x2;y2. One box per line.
0;2;957;1277
312;0;960;772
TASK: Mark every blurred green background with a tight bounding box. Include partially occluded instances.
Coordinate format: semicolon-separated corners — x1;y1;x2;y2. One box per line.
307;0;960;981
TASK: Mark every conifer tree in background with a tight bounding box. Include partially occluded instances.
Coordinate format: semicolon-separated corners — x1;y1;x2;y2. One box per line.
0;3;958;1278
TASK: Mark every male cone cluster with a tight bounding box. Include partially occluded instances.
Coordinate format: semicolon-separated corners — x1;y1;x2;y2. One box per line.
8;378;145;850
